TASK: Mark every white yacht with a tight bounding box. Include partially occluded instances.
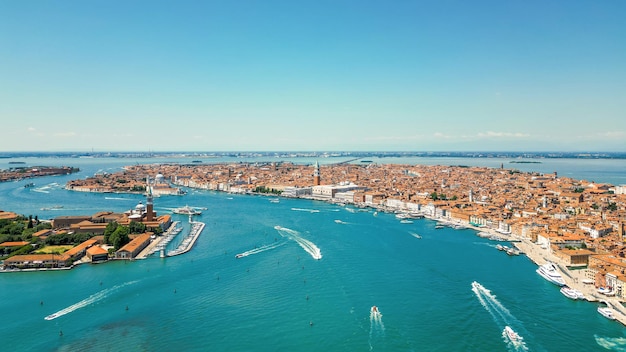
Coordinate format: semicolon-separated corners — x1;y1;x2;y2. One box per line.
536;262;566;286
173;205;202;215
598;306;616;320
560;286;585;300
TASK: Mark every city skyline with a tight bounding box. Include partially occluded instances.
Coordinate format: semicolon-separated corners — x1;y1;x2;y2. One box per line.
1;1;625;152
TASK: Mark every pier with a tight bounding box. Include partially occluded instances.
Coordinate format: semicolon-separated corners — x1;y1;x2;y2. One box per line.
167;221;205;257
136;222;181;259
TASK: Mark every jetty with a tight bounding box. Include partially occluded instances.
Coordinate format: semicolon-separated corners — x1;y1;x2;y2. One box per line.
167;221;205;257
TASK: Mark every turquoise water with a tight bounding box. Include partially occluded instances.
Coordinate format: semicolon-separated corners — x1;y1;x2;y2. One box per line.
1;157;626;351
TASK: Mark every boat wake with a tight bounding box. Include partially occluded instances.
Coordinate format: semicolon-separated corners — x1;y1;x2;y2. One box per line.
274;226;322;260
104;197;133;201
44;280;138;321
235;241;286;259
594;335;626;351
471;281;528;351
369;306;385;351
291;207;320;213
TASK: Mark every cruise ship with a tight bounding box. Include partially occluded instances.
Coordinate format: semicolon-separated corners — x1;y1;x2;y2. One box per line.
536;262;566;286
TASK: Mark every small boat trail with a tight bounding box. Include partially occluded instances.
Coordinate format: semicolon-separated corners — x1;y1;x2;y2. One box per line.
44;280;138;321
235;241;287;259
369;306;385;351
274;226;322;260
472;281;529;351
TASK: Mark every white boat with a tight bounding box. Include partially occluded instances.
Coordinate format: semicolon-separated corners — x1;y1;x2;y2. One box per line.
560;286;585;300
503;326;523;343
371;305;381;316
536;262;566;286
496;244;504;251
173;205;202;215
506;248;520;256
400;219;413;224
598;307;616;320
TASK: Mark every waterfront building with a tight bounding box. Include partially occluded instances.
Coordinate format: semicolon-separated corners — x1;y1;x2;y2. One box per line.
86;245;109;262
115;232;153;259
2;254;67;270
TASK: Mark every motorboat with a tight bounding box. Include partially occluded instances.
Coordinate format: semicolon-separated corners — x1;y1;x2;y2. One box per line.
598;307;616;320
400;219;413;224
506;248;520;256
536;262;566;286
560;286;584;300
371;306;381;315
503;326;523;343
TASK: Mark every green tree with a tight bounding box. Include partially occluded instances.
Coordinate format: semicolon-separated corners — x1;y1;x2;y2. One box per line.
109;226;130;250
104;222;118;244
128;221;147;234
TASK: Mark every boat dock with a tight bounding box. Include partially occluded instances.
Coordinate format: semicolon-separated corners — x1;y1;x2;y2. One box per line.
167;221;205;257
136;222;181;259
513;238;626;327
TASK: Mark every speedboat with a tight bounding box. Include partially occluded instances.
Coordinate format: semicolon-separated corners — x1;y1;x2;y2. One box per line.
503;326;523;343
536;262;566;286
235;254;244;259
44;313;59;321
371;306;381;315
598;307;616;320
400;219;413;224
560;286;584;300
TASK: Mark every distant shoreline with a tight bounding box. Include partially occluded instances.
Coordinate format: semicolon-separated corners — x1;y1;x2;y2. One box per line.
1;151;625;160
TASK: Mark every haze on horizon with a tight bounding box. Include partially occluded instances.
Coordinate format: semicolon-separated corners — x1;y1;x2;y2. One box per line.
1;1;625;153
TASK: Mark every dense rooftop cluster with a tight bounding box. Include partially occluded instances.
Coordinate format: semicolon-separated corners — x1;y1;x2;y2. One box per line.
65;161;626;294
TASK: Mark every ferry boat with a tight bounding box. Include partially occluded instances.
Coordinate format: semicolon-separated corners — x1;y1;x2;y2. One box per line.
503;326;523;343
598;306;616;320
172;205;202;215
536;262;566;286
560;286;585;300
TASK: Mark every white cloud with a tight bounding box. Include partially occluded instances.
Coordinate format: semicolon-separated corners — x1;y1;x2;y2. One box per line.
596;131;625;139
27;127;36;132
54;132;77;137
476;131;530;138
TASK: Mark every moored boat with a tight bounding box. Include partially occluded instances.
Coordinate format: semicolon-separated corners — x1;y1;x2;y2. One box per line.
598;306;616;320
560;286;584;300
536;262;566;286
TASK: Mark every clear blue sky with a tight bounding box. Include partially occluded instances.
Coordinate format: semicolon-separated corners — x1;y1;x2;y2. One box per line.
1;1;625;152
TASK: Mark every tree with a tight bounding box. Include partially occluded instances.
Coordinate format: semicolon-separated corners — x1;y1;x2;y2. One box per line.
104;222;118;244
128;221;146;234
109;226;130;250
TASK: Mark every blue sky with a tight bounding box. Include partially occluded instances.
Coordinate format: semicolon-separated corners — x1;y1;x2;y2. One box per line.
1;1;625;152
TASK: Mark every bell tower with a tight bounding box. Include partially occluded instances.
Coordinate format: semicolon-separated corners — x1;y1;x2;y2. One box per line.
313;161;321;186
146;176;154;221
